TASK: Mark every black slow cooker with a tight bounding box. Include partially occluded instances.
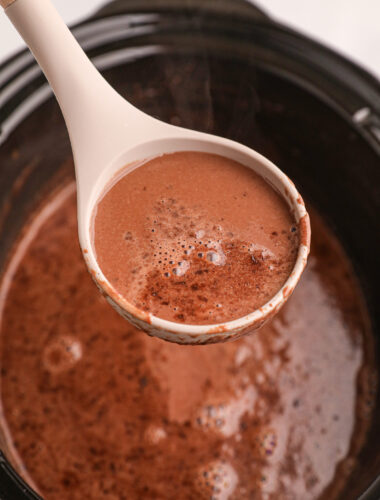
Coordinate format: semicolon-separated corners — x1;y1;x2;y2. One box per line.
0;1;379;498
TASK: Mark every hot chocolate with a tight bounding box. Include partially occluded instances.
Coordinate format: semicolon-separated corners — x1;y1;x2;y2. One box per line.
0;182;375;500
93;151;299;324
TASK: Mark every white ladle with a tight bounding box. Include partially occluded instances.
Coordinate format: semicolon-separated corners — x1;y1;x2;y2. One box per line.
2;0;310;344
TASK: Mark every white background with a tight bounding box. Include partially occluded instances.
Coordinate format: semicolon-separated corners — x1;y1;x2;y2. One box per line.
1;0;380;80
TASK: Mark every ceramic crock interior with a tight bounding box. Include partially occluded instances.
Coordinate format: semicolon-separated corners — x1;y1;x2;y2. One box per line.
0;0;379;498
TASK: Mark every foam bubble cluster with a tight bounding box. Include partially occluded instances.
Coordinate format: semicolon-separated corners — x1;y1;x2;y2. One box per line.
196;461;238;500
143;198;230;280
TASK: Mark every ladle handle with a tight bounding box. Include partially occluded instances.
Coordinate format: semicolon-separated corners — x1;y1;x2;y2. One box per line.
2;0;142;165
1;0;15;7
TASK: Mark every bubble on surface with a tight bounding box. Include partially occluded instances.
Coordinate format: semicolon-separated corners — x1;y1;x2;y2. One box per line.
42;335;82;374
195;386;256;437
205;242;226;266
144;425;167;445
124;231;133;241
258;429;278;457
207;251;220;263
196;461;238;500
172;260;190;277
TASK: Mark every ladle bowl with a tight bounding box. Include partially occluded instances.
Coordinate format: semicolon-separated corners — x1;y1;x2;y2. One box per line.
2;0;310;343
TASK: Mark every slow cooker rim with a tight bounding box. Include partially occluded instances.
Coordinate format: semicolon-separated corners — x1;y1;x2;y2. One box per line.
1;3;380;154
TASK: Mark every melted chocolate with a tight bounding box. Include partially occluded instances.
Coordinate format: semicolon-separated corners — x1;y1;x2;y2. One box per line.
0;184;374;499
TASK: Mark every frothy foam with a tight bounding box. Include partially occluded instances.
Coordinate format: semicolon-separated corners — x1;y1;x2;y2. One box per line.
196;461;238;500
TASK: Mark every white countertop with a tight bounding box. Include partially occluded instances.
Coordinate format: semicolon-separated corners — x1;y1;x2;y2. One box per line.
1;0;380;80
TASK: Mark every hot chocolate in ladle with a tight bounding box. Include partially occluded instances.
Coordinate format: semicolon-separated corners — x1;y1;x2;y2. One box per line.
2;0;310;344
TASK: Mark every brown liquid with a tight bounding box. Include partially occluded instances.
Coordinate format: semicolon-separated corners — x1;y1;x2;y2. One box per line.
0;184;374;499
93;152;299;324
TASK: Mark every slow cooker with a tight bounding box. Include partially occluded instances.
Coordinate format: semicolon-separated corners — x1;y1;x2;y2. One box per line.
0;0;379;498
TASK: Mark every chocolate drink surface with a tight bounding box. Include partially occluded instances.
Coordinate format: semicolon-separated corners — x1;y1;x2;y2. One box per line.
93;151;299;324
0;181;375;500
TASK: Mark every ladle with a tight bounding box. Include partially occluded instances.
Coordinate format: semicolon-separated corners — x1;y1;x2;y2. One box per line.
2;0;310;344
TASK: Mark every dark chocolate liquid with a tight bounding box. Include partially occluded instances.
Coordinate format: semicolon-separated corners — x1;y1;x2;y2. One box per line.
0;184;374;499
